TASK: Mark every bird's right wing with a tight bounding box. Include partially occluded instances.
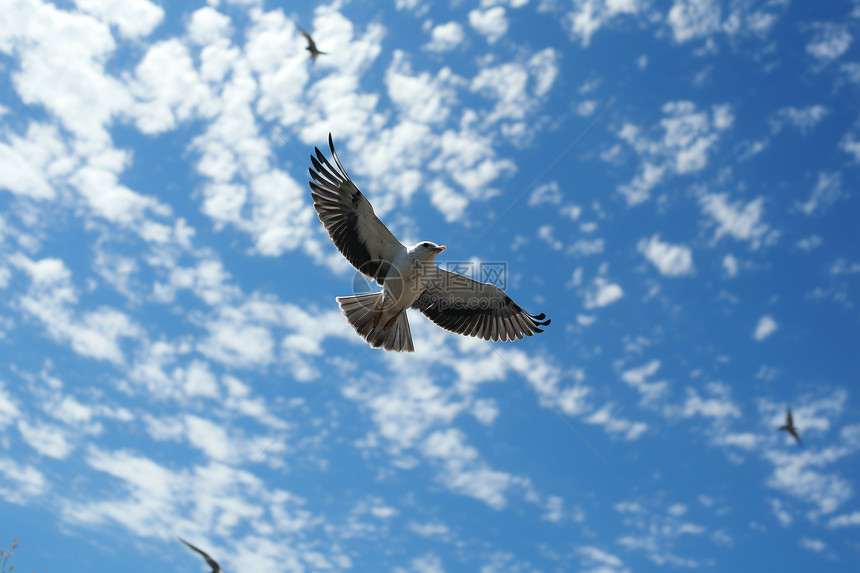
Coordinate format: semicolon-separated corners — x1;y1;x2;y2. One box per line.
309;134;404;284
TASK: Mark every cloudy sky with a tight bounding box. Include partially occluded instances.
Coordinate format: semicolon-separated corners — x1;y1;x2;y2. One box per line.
1;0;859;571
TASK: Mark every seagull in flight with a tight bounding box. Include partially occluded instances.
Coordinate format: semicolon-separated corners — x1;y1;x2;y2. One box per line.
179;538;223;573
308;134;551;352
779;408;801;444
299;28;327;62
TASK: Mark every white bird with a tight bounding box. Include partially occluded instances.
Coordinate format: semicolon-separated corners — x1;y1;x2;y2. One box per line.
309;134;551;352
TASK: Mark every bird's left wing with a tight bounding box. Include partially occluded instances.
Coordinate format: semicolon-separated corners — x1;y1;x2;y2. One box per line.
414;266;550;342
179;538;222;573
299;28;315;49
309;134;404;284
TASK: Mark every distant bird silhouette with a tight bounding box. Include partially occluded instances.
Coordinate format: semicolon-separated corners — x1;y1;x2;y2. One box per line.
179;538;223;573
299;28;327;62
779;408;801;444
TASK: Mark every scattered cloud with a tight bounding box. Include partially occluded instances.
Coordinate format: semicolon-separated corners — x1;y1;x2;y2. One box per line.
563;0;641;47
616;102;733;205
469;6;509;43
700;193;775;249
424;21;465;52
806;23;853;64
753;315;778;341
638;235;694;277
796;172;843;215
583;276;624;309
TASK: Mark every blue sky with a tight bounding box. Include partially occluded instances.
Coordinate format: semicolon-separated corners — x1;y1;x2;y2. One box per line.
1;0;859;571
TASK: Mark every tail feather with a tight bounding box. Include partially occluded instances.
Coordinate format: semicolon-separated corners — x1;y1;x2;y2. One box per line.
337;294;414;352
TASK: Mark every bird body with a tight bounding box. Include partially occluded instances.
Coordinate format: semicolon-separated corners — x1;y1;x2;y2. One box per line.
299;28;327;62
779;408;801;444
309;134;550;352
336;242;445;351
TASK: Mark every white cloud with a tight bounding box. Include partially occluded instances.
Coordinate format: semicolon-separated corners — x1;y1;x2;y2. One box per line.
800;538;826;552
422;428;514;509
840;132;860;163
828;511;860;528
806;23;853;64
638;235;694;277
723;254;738;277
753;315;778;341
386;51;461;125
0;384;20;428
0;123;71;199
585;404;647;440
583;277;624;309
11;255;143;364
700;193;774;249
427;180;469;222
60;447;347;571
577;545;627;569
130;39;218;134
771;105;829;135
73;0;164;38
766;450;853;518
768;498;792;526
0;458;48;504
187;6;232;45
621;359;668;403
468;7;509;43
408;521;451;537
617;102;732;205
564;0;640;47
529;181;563;206
197;306;275;368
424;22;465;52
470;49;559;131
762;399;858;518
677;382;740;420
717;432;760;450
796;172;843;215
18;420;74;459
667;0;721;43
538;225;564;250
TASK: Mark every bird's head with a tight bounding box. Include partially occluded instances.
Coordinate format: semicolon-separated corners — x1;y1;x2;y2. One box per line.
414;241;446;259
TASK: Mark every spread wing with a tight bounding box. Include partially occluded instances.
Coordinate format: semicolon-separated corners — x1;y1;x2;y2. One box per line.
789;427;802;443
309;134;404;285
414;267;550;342
786;409;793;427
179;538;222;573
299;28;317;51
299;28;326;60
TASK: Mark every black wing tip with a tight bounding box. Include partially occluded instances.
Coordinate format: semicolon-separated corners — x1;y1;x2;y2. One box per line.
528;312;551;327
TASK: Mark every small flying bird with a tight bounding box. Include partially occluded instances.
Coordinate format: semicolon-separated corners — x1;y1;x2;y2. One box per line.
308;134;551;352
299;28;327;62
779;408;802;444
179;538;223;573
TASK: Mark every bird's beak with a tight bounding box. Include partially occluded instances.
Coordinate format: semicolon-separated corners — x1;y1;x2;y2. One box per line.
435;245;446;254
